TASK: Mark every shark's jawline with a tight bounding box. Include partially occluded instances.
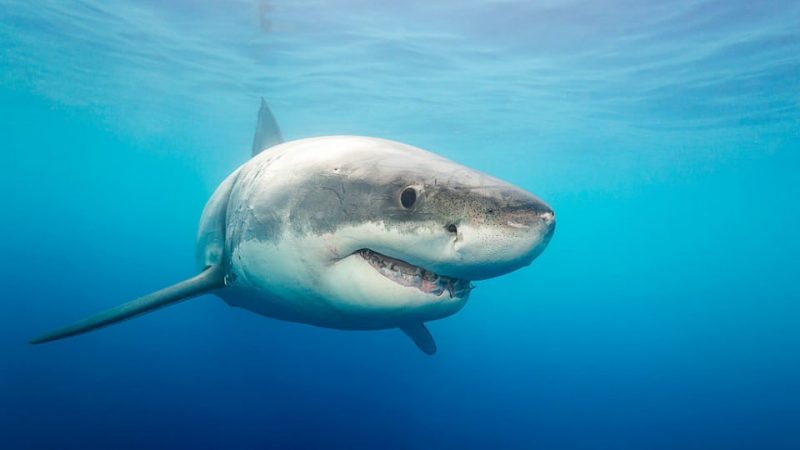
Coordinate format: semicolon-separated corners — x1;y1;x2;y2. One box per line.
357;249;472;299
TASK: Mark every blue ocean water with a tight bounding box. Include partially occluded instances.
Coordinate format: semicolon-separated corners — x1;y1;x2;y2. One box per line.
1;0;799;448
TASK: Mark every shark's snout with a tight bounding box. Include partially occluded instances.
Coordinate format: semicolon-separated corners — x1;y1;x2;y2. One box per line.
493;191;555;268
524;198;556;240
503;196;554;229
541;210;555;226
421;185;555;281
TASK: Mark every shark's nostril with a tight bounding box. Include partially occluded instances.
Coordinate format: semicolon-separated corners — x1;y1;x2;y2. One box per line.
541;211;555;226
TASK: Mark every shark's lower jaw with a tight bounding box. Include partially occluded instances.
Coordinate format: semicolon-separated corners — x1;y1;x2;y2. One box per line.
357;249;472;298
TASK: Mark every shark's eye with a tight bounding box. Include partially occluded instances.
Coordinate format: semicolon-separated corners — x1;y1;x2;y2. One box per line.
446;224;458;233
400;187;417;209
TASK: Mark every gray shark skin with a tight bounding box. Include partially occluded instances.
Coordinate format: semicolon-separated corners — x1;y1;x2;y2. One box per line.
31;100;555;354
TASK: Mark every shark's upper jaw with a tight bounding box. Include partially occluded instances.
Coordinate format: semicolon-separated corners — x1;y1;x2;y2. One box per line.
357;249;472;299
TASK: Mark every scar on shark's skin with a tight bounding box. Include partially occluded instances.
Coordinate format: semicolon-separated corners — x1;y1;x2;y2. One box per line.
31;98;555;355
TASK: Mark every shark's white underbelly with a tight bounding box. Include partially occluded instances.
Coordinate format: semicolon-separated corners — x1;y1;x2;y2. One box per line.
220;231;468;330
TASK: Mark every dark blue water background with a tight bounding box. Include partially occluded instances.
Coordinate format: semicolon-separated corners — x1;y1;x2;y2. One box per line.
2;1;799;448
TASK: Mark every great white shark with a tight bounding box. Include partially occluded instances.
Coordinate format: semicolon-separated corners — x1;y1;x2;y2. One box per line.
31;99;555;354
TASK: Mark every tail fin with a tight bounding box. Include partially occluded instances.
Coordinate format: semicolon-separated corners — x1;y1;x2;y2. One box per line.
251;97;283;156
30;265;225;344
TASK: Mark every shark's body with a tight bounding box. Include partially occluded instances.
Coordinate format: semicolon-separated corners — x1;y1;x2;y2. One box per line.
32;100;555;354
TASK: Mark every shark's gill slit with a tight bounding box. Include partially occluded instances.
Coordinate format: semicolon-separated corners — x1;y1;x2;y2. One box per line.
357;249;472;298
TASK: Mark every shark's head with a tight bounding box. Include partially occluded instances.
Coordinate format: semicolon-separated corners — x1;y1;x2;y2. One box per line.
225;137;555;328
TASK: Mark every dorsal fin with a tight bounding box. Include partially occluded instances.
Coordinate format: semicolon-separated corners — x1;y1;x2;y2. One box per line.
251;97;283;156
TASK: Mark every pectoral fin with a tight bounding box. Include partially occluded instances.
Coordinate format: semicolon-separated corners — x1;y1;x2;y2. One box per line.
400;323;437;355
30;265;225;344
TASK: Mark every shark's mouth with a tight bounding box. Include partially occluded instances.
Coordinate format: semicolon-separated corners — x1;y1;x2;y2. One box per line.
357;249;472;298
